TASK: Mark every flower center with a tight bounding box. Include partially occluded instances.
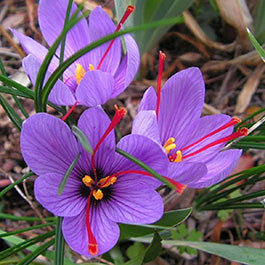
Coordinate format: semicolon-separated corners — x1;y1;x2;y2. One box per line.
82;175;117;200
164;118;248;162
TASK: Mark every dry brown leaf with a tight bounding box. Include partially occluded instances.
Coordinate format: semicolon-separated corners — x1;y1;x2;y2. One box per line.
216;0;253;50
183;11;236;52
2;13;25;29
26;0;38;33
235;64;265;114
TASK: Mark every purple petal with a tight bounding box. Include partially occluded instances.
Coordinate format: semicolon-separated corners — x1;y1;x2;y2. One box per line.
21;113;79;175
101;175;164;224
178;114;233;163
22;55;76;105
75;70;114;106
190;149;242;188
132;111;161;144
138;86;157;112
63;205;120;256
112;34;140;97
114;134;168;188
158;67;205;143
10;29;58;71
38;0;90;68
86;6;121;75
168;161;207;186
77;107;115;173
34;173;86;217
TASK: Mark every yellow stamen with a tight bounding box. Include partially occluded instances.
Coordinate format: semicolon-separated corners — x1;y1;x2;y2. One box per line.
89;64;94;71
82;175;94;187
163;137;176;155
93;189;103;200
98;176;117;188
174;150;183;162
75;63;86;84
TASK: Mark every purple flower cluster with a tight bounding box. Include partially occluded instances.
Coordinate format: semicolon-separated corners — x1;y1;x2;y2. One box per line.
12;0;139;107
18;0;246;259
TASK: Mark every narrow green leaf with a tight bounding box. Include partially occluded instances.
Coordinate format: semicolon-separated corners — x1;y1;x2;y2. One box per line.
0;86;33;98
0;229;75;265
133;238;265;265
17;238;55;265
0;57;28;118
0;213;55;222
0;231;55;261
54;217;65;265
247;28;265;62
72;126;93;154
143;231;162;263
0;222;55;238
115;147;176;190
0;94;22;130
119;208;191;239
0;171;34;198
59;0;73;66
58;152;81;195
41;16;183;107
0;74;34;98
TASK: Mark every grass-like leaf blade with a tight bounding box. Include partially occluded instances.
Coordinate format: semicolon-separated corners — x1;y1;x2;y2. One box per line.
58;152;80;195
72;125;93;154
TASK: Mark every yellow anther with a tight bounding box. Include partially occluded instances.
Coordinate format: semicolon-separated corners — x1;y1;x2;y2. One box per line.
174;150;183;163
89;64;94;71
75;63;86;84
163;137;176;155
82;175;94;187
98;176;117;188
93;189;103;200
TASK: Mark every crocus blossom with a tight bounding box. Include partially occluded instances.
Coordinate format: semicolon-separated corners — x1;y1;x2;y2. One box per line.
20;106;170;256
133;66;246;188
12;0;139;107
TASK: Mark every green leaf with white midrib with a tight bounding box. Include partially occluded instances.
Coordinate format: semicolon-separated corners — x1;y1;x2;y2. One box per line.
132;238;265;265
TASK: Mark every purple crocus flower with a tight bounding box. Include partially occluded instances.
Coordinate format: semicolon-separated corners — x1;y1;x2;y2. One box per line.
20;106;168;256
133;64;247;188
12;0;139;107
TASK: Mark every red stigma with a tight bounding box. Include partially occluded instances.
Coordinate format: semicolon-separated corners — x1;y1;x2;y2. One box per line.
169;118;247;162
97;5;135;70
156;51;166;119
108;169;184;193
86;192;98;256
62;101;78;121
181;127;248;160
91;105;126;181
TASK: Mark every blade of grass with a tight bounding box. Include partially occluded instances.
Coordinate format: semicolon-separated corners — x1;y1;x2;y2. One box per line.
0;86;33;98
0;74;34;98
0;222;56;238
0;213;55;222
0;58;29;118
17;238;55;265
196;164;265;205
247;28;265;62
41;16;183;108
0;230;55;261
115;147;176;190
54;217;65;265
58;152;80;195
72;126;93;154
0;94;22;130
0;171;34;198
